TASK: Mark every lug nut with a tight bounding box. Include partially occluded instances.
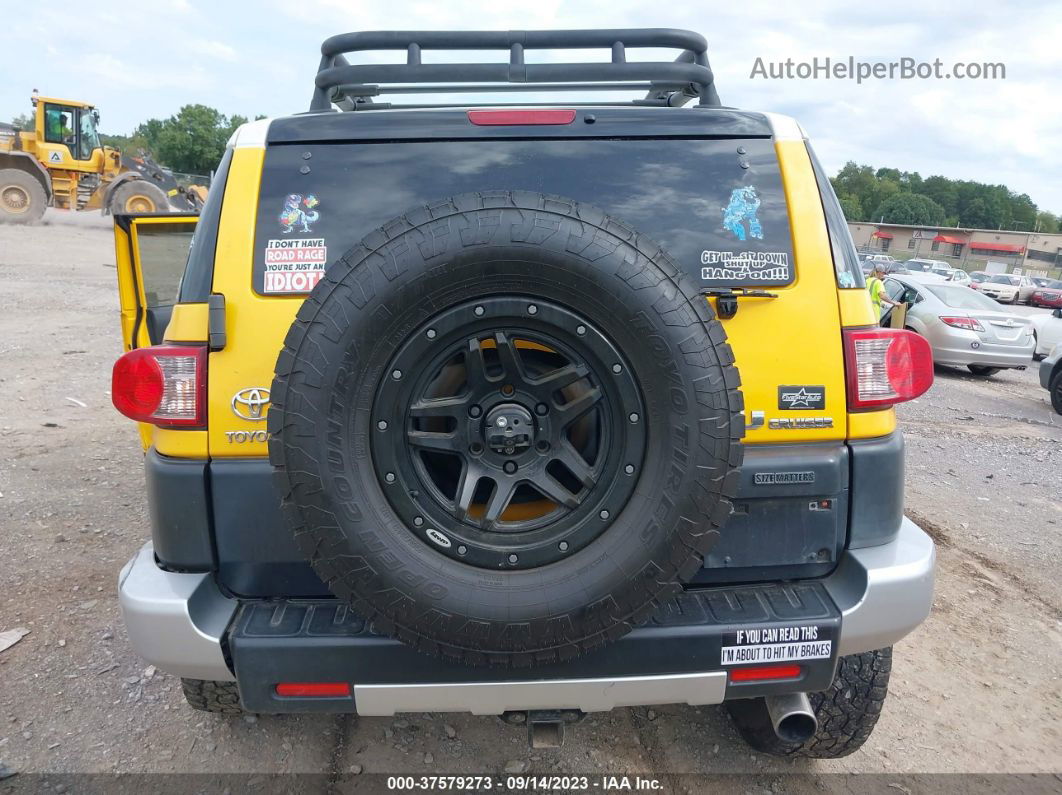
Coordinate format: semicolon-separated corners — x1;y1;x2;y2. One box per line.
457;545;467;555
612;363;622;374
527;304;538;315
535;403;548;416
576;325;586;335
426;328;437;339
474;305;485;316
413;516;424;527
628;413;639;423
385;472;396;483
469;405;482;418
503;461;517;474
599;510;610;520
508;553;519;564
377;420;388;431
559;541;569;551
391;369;402;380
536;440;550;453
624;464;635;475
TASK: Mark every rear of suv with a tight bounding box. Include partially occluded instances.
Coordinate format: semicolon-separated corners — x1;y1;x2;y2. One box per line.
110;29;935;757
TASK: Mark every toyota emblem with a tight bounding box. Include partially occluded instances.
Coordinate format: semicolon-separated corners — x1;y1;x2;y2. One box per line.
232;387;270;421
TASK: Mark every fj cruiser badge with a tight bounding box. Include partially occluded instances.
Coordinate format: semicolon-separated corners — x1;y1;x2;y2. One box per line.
231;387;270;420
778;385;825;410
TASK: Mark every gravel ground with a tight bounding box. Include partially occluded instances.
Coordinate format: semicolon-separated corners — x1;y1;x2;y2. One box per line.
0;212;1060;790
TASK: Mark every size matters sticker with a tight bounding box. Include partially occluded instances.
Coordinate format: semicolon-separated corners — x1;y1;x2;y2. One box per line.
721;625;832;666
263;238;328;294
700;251;790;282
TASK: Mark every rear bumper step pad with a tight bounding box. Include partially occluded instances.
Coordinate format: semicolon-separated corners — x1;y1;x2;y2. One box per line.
228;583;841;714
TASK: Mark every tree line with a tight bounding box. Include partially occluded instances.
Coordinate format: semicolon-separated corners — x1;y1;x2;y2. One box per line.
10;104;1060;231
830;162;1059;234
100;105;265;176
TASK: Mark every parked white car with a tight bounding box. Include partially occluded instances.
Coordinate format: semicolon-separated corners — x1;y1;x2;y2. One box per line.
1031;307;1062;360
979;273;1036;303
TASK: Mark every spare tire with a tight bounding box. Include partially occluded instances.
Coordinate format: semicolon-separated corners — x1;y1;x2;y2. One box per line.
268;191;743;668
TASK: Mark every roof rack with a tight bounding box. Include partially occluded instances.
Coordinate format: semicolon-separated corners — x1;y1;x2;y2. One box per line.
310;29;721;112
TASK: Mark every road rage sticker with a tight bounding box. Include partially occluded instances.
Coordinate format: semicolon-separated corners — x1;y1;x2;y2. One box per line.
721;624;833;665
263;238;328;294
700;251;791;282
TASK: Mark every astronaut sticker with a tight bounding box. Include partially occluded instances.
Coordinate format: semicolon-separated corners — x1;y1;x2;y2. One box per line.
722;186;763;241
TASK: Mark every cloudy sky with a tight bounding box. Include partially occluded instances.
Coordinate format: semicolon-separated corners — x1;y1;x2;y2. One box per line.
8;0;1062;213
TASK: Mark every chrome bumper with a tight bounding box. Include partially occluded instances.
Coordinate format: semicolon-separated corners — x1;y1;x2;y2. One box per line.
118;517;934;700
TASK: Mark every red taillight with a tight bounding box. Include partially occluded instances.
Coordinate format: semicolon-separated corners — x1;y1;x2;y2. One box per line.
729;664;802;683
467;109;577;126
111;345;207;427
939;315;984;332
275;682;351;698
843;328;933;411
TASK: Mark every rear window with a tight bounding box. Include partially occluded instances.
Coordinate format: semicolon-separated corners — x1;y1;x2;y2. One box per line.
252;138;796;296
925;284;1004;310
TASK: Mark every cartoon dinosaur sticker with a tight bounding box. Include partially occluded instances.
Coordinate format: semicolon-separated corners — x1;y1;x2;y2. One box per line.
279;193;321;234
722;186;763;242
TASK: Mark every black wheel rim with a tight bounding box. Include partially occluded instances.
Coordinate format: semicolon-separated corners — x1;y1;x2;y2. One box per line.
371;297;646;569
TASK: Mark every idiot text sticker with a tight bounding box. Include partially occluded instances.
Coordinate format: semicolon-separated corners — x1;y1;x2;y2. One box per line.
263;238;327;294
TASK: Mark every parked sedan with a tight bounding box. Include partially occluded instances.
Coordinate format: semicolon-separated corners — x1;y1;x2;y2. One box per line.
947;269;972;285
978;273;1036;303
883;276;1035;375
1029;279;1062;308
1030;307;1062;359
1040;344;1062;414
968;271;990;291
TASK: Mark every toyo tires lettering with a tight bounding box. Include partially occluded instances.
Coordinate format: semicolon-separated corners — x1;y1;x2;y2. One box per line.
628;310;689;414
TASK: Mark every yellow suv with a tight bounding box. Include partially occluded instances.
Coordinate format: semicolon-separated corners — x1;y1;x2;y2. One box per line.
110;29;935;757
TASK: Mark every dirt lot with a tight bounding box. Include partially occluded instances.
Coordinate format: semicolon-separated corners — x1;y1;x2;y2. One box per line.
1;212;1060;790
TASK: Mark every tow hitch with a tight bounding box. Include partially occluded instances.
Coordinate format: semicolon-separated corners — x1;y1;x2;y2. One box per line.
502;709;585;748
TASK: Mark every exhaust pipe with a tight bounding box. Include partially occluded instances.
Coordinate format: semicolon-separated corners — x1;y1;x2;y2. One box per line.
764;693;818;744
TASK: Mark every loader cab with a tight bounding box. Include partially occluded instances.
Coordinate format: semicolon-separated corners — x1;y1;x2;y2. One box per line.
35;96;104;168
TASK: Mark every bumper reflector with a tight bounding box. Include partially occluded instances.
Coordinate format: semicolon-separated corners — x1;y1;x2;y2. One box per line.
729;664;802;683
275;682;351;697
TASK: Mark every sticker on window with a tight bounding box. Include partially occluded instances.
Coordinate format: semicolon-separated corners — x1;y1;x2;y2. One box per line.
700;251;790;282
263;238;327;294
721;625;833;666
722;186;763;241
279;193;320;234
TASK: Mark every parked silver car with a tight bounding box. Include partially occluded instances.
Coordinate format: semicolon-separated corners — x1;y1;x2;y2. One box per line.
883;276;1035;375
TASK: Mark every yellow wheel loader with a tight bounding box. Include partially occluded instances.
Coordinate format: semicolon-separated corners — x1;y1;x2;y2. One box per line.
0;91;203;224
